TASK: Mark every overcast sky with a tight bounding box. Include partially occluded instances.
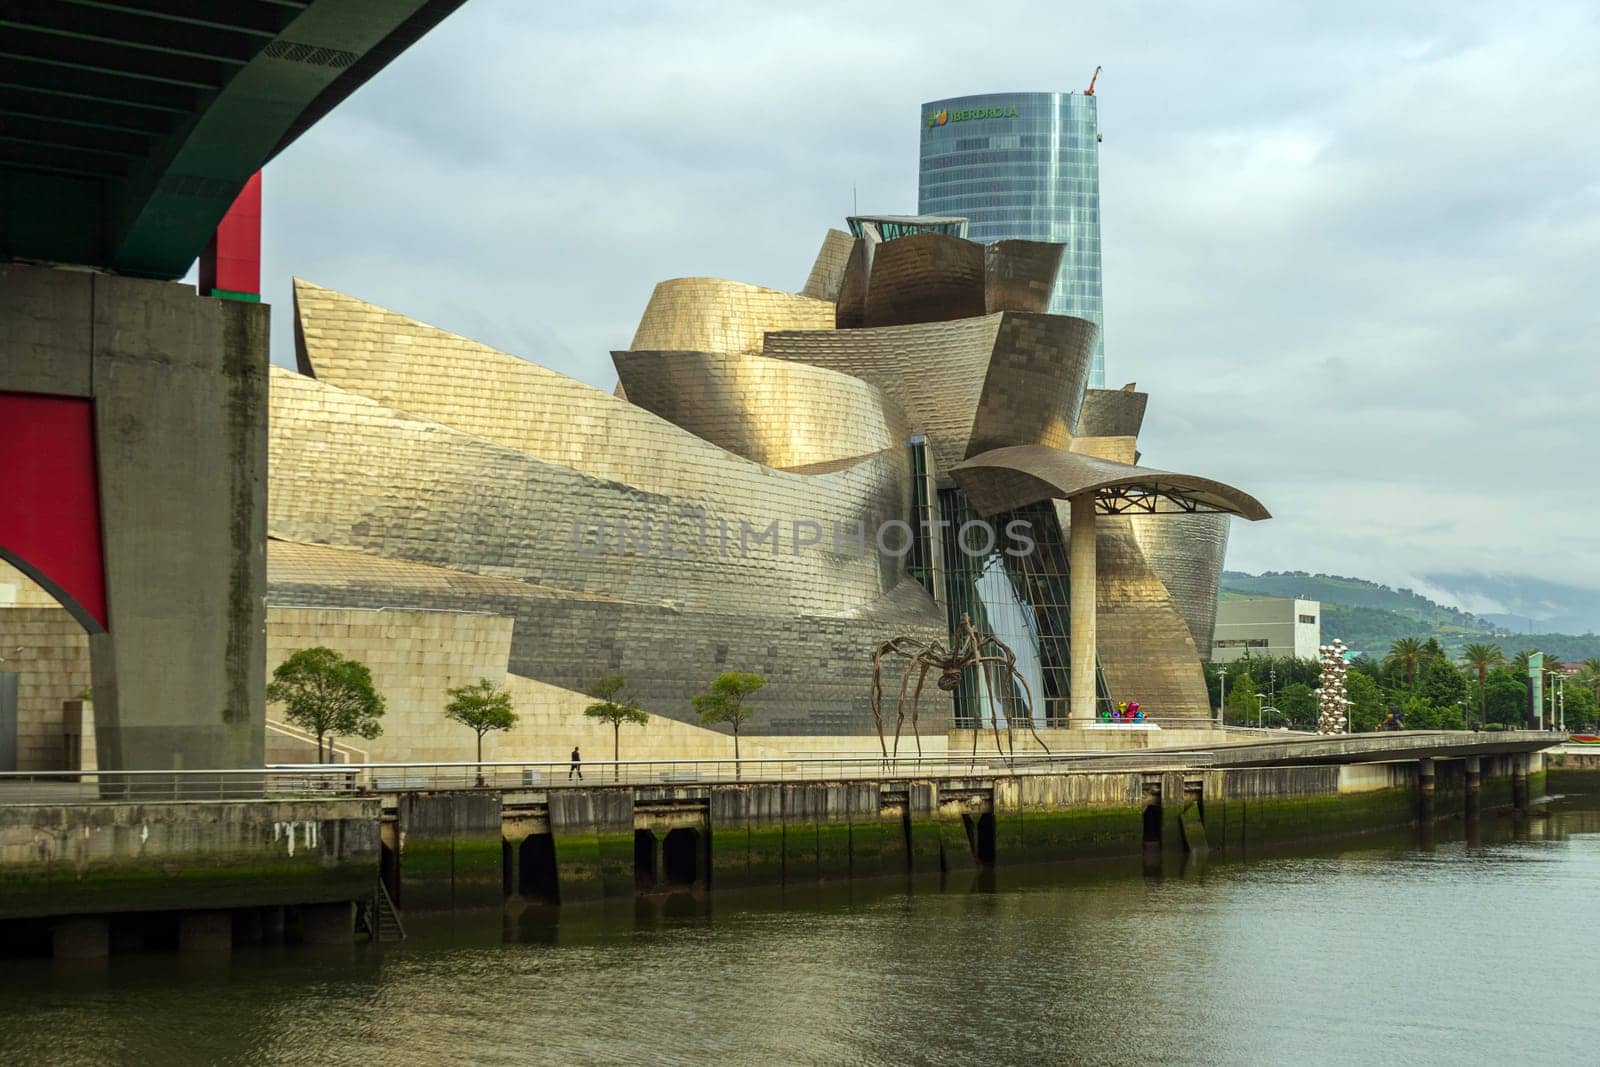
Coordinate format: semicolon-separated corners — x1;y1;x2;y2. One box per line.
258;0;1600;609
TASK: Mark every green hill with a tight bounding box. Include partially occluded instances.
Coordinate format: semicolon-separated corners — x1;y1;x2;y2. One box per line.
1220;571;1600;662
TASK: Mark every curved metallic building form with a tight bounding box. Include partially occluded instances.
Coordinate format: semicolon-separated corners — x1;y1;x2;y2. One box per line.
1130;512;1232;660
949;444;1271;521
861;233;986;327
801;230;857;301
269;219;1269;738
629;278;834;355
764;313;1094;472
1096;517;1214;717
611;349;905;472
1074;386;1149;439
985;241;1066;315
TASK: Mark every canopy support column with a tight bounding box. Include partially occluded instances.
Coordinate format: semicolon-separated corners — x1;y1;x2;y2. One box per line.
1069;493;1098;728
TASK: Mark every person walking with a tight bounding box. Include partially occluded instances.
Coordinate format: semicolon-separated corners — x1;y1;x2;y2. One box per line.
568;745;583;780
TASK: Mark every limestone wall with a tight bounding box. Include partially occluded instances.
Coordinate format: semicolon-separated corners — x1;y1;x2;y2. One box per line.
0;594;947;769
0;798;379;920
0;560;64;608
0;605;91;770
266;606;514;764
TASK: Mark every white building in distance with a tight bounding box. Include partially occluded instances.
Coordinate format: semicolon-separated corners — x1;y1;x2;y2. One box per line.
1212;597;1321;662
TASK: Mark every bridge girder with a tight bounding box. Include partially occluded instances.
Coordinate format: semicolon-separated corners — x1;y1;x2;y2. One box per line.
0;0;466;278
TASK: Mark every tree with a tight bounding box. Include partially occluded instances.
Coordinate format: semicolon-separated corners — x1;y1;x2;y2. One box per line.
1400;694;1441;730
1461;643;1505;729
1563;683;1598;732
1225;671;1259;725
1484;672;1528;727
1581;658;1600;706
1386;637;1425;689
265;647;385;762
1418;659;1467;713
693;671;766;775
583;675;649;779
445;678;518;775
1345;671;1384;732
1277;682;1317;728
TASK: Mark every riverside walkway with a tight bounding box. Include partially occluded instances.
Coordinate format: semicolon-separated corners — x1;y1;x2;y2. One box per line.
0;730;1563;803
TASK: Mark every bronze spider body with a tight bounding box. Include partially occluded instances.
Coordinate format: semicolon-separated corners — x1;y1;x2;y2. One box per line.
870;612;1051;758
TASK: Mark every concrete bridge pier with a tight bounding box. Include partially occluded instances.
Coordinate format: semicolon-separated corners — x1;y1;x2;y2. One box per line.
1512;753;1530;812
1463;756;1482;837
1;265;268;774
1417;758;1436;824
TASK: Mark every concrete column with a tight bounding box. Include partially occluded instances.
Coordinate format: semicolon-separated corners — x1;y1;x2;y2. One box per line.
300;902;354;944
52;916;109;960
1464;756;1482;832
1417;758;1435;797
1512;753;1530;812
0;264;267;774
179;910;232;954
1068;493;1098;727
1416;757;1435;825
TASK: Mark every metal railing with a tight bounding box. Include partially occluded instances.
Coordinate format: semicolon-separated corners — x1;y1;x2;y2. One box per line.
0;747;1219;804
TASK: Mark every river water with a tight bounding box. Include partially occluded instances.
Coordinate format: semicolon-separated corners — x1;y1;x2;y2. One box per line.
4;799;1598;1066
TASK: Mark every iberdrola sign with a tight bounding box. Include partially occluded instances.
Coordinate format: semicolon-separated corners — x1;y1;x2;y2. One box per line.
927;105;1019;127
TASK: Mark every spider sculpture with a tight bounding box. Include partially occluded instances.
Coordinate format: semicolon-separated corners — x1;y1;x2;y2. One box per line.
869;612;1051;759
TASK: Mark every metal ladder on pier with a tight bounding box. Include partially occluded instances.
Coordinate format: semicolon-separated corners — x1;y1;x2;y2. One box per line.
359;878;407;942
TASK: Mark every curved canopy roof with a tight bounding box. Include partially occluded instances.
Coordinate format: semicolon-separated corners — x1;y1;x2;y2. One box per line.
950;444;1271;521
0;0;465;278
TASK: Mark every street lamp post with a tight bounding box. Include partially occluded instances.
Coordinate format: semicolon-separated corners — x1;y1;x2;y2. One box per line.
1218;668;1227;727
1255;692;1267;730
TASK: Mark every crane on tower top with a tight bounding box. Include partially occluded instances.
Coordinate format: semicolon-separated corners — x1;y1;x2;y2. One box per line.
1085;65;1102;95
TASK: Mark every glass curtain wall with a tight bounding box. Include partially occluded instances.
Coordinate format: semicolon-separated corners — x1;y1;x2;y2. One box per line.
936;490;1072;728
918;91;1105;388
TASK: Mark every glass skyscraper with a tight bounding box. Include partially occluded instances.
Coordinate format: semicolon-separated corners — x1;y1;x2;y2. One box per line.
918;92;1105;387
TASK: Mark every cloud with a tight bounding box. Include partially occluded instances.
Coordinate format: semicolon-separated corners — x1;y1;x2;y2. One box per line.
259;0;1600;593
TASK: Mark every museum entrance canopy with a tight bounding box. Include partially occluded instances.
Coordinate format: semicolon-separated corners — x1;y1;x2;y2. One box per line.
0;0;466;277
950;444;1271;520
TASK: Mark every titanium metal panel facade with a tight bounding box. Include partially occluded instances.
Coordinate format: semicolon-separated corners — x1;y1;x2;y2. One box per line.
919;91;1106;388
264;220;1268;739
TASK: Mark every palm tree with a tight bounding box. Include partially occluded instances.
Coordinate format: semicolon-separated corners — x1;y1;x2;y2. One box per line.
1461;643;1505;728
1583;658;1600;704
1512;649;1543;675
1387;637;1425;689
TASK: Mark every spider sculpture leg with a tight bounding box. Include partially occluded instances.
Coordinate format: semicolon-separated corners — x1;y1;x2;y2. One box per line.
869;644;892;759
976;636;1051;755
966;650;1007;758
891;655;916;759
973;651;1018;759
871;639;935;760
907;659;932;759
953;616;1005;756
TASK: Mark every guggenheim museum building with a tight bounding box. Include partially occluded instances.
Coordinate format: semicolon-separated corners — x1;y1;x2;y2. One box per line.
267;215;1266;747
0;216;1267;767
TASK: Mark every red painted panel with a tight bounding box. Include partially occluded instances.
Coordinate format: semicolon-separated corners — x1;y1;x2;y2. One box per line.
198;169;262;297
0;392;107;630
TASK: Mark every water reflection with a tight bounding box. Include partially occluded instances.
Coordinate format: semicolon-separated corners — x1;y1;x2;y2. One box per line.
3;800;1599;1065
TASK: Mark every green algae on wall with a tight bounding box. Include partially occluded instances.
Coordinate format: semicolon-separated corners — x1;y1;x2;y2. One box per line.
995;773;1148;865
547;790;633;904
0;799;379;920
709;784;785;891
905;782;943;875
399;792;504;911
845;782;903;879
